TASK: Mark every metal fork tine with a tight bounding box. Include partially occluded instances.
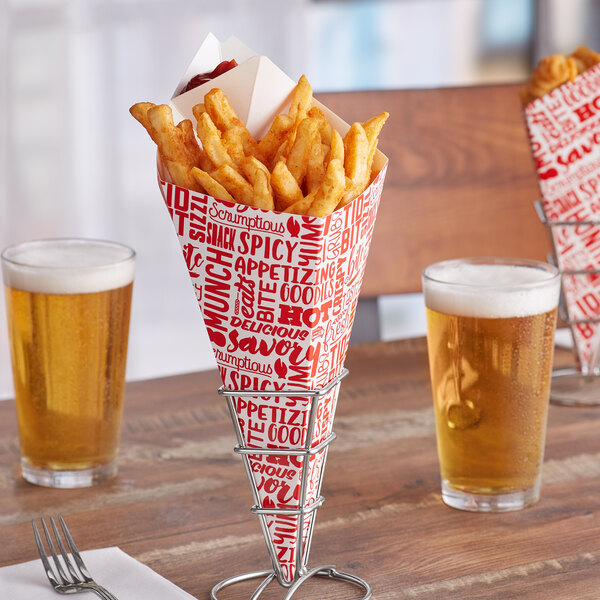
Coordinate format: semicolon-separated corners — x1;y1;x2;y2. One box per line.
41;517;72;585
33;516;120;600
50;516;83;583
32;520;60;587
58;514;93;581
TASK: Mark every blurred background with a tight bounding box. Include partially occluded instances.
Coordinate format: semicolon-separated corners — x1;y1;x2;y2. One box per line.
1;0;600;398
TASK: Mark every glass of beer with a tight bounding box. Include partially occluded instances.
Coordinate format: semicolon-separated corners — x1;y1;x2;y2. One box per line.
422;257;560;512
1;238;135;488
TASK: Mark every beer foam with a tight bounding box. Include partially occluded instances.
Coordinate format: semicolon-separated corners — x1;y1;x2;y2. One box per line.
1;240;135;294
423;263;560;318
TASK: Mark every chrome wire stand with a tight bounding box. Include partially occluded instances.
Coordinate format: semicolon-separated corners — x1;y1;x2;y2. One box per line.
536;201;600;405
212;368;372;599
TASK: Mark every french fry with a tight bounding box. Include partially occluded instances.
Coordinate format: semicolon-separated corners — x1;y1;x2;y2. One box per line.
252;168;275;210
305;134;326;194
191;167;235;203
343;123;370;186
178;119;212;171
286;117;319;186
363;112;389;185
258;114;293;166
271;160;303;211
129;102;159;145
338;123;370;208
306;159;346;217
308;106;332;146
286;75;313;153
211;164;255;206
192;103;206;121
144;104;202;190
363;112;389;148
283;191;316;215
519;55;578;106
196;111;234;169
241;156;274;209
571;46;600;73
147;104;188;164
204;88;244;131
236;126;264;161
271;139;289;169
222;128;246;168
288;75;312;125
164;159;202;192
204;88;262;159
329;129;344;165
242;156;270;183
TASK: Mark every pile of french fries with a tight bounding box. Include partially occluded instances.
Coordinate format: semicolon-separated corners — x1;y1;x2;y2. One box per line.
130;75;388;217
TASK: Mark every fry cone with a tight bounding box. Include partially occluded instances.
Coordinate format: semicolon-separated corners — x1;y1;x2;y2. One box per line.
159;166;385;581
154;35;388;582
524;62;600;373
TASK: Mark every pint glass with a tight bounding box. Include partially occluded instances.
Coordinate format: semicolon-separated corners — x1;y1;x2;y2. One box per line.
1;239;135;488
422;258;560;512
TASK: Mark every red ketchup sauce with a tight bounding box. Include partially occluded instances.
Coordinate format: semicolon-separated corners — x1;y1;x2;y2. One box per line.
181;59;238;93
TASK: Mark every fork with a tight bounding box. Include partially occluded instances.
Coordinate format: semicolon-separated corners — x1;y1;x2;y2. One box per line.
32;515;119;600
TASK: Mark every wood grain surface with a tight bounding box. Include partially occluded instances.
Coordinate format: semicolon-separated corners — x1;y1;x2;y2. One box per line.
0;338;598;599
316;86;551;297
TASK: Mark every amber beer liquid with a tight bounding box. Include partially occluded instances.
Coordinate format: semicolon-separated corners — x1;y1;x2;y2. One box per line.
422;258;560;512
1;239;135;488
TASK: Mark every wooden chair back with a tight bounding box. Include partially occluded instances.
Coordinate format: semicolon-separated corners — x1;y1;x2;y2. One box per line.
316;84;550;297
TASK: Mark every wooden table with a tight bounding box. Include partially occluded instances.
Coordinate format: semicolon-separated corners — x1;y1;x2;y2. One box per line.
1;338;599;599
316;85;550;297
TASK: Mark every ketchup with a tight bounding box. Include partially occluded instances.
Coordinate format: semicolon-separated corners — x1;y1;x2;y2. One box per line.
181;59;238;93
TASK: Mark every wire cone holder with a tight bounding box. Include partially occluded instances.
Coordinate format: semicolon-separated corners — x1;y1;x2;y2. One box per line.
211;368;372;600
536;201;600;405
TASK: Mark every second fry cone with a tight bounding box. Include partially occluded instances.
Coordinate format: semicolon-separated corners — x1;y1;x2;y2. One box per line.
524;61;600;372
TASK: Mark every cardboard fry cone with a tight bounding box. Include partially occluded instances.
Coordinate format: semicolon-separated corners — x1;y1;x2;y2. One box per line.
524;62;600;372
156;35;388;582
158;169;385;582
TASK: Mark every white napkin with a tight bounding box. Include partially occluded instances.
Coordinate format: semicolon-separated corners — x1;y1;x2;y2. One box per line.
0;547;198;599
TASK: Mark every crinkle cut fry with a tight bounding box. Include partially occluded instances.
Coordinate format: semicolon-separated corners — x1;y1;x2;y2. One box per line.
204;88;263;160
129;73;388;215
